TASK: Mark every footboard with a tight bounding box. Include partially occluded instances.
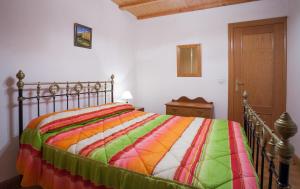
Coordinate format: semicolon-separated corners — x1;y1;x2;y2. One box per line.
242;91;297;189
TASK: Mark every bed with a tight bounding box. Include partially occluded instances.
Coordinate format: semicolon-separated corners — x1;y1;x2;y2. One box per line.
15;71;297;189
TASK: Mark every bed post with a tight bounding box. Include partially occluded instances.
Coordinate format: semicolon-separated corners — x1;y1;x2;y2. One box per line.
111;74;114;103
16;70;25;139
243;91;248;136
275;112;298;189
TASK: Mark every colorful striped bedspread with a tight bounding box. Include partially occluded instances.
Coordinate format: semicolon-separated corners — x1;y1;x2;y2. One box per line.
17;103;258;189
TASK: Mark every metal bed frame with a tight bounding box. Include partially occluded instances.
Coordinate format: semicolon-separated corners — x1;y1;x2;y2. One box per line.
243;91;297;189
16;70;298;189
16;70;114;137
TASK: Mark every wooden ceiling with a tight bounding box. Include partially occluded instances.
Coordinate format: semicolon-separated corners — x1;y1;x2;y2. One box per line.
112;0;257;20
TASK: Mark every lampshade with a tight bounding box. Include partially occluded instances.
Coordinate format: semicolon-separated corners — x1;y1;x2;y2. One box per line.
121;90;133;100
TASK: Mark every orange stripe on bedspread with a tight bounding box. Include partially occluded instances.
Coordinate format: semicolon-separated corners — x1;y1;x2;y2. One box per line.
46;111;146;150
109;116;194;175
80;114;160;157
27;112;58;129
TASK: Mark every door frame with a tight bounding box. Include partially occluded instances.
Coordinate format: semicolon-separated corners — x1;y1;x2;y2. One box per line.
228;17;287;120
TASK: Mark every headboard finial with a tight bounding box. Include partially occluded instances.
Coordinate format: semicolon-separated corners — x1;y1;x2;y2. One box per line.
16;70;25;89
111;74;115;85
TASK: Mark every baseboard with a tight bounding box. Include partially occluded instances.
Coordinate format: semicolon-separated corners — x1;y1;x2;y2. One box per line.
0;175;42;189
0;175;21;189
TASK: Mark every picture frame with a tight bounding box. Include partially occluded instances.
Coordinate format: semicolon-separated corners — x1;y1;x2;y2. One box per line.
74;23;92;49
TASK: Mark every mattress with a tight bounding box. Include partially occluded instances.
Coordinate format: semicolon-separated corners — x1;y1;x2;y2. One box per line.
17;103;258;189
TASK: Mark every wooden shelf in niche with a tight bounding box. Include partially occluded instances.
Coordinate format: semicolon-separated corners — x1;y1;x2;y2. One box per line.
177;44;201;77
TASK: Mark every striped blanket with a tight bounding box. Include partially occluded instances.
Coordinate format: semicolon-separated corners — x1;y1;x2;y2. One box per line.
17;103;258;189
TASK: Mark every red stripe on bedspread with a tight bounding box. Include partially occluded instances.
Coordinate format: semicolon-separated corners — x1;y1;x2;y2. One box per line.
229;121;258;189
40;161;112;189
17;145;113;189
80;114;160;156
45;110;136;145
173;119;212;184
229;121;245;189
108;116;176;165
40;104;133;134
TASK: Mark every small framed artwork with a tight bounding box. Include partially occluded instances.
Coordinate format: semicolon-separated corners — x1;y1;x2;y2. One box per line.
74;23;92;49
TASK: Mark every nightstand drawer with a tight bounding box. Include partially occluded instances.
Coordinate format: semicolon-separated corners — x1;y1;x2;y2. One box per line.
167;106;189;116
167;106;212;118
135;107;144;111
191;109;212;118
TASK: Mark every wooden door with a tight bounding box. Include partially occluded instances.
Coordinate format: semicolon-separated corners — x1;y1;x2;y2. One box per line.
228;17;287;126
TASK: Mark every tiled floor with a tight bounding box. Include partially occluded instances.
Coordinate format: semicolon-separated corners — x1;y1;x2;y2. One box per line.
290;158;300;189
257;156;300;189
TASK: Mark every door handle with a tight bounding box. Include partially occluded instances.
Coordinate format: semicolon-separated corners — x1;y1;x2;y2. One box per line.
235;79;244;92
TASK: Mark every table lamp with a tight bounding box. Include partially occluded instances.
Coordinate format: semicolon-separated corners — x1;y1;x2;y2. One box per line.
121;90;133;103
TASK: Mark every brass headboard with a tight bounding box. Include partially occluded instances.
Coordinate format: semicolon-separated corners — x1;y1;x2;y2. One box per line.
242;91;297;189
16;70;115;137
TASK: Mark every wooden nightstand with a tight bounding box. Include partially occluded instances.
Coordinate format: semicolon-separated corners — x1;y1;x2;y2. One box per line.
165;96;214;118
135;107;144;112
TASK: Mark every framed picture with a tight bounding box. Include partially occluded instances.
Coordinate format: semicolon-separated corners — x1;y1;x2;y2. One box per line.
74;23;92;49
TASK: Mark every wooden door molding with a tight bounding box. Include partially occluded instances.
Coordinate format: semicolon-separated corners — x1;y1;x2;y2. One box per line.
228;17;287;121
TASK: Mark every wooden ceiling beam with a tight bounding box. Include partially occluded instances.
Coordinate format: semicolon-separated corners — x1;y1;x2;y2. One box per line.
136;0;257;19
119;0;161;10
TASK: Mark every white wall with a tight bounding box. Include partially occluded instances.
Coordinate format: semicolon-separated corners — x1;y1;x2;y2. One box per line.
287;0;300;157
0;0;136;182
134;0;288;119
1;0;299;183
